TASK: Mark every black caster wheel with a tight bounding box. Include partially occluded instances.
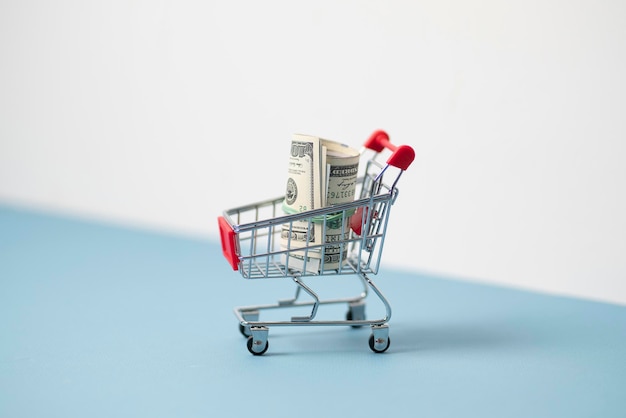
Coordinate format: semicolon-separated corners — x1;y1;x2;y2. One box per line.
239;324;251;337
247;336;269;356
346;308;365;328
369;333;390;353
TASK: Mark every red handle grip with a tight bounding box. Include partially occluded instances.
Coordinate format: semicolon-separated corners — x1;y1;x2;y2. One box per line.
364;130;415;171
218;216;239;271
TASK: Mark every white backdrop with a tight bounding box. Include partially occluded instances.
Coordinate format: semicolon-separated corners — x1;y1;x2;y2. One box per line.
1;1;625;304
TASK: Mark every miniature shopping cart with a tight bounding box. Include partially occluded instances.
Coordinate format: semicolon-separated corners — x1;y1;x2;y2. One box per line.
218;130;415;355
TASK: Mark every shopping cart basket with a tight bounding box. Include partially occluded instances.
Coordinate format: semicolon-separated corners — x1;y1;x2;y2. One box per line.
218;130;415;355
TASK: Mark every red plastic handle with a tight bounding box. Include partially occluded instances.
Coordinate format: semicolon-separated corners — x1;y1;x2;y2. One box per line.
218;216;239;271
350;206;378;236
364;130;415;171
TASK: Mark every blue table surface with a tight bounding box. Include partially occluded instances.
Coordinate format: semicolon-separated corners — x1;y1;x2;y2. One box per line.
1;204;625;418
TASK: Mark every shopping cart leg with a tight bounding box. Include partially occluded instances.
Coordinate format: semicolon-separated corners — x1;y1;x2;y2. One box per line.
362;272;392;353
361;273;392;323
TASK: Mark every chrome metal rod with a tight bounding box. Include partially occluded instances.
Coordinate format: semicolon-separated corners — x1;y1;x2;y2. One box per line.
290;277;319;322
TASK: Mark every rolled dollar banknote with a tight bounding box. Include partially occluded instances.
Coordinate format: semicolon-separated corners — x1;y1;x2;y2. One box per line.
319;140;360;269
281;134;324;250
281;134;359;272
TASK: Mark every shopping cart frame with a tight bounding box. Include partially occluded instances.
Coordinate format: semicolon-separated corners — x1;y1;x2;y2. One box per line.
218;130;415;355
